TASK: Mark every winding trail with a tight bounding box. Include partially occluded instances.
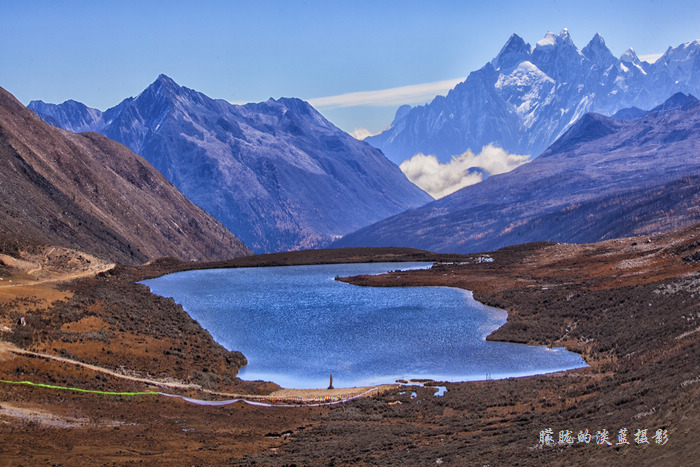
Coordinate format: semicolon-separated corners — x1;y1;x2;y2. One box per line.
0;249;115;289
0;341;201;391
0;341;392;405
0;248;393;407
0;377;386;408
160;387;383;407
0;262;115;288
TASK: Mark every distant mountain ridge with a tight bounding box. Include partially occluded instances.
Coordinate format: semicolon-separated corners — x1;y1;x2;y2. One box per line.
367;30;700;164
30;75;432;253
0;87;250;264
334;93;700;253
28;99;103;133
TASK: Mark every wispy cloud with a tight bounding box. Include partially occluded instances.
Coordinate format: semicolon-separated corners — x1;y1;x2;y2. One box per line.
400;145;530;199
308;78;464;109
639;52;663;64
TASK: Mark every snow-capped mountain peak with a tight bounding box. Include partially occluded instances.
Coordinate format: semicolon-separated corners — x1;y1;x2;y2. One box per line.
338;93;700;254
535;29;574;49
657;40;700;63
366;31;700;165
536;31;558;48
530;29;587;81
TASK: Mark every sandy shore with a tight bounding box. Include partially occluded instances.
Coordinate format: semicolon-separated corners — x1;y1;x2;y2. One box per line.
266;385;396;401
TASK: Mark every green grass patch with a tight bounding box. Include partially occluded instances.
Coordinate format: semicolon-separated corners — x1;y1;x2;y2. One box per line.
0;379;159;396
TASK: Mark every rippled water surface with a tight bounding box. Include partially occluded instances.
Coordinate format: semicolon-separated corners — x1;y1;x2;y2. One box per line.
142;263;586;388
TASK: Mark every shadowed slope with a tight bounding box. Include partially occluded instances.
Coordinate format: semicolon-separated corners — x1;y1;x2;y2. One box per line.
335;95;700;253
0;87;250;263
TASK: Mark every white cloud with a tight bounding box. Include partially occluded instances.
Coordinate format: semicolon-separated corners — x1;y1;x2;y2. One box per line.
350;128;382;140
400;144;530;199
308;78;464;109
639;52;663;64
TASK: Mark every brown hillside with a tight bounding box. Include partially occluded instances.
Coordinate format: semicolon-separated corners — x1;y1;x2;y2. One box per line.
0;230;698;464
0;87;250;263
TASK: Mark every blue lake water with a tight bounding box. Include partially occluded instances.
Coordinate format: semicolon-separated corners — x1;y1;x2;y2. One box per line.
141;263;587;388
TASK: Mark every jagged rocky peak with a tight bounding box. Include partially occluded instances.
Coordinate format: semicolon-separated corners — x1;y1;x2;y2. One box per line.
365;31;700;165
532;29;581;64
243;95;338;132
530;28;586;81
582;32;617;69
384;104;414;128
492;33;532;70
30;98;84;111
587;32;605;46
153;73;180;91
274;96;324;119
394;104;412;121
248;96;304;114
122;74;206;130
655;40;700;65
138;74;186;103
132;75;208;119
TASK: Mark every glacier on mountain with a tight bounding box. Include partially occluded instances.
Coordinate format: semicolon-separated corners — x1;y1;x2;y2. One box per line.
367;30;700;165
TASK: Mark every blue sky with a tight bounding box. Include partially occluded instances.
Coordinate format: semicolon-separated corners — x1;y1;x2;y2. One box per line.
2;0;699;135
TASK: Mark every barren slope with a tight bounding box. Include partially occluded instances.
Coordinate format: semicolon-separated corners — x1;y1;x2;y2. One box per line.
0;87;250;264
0;232;698;464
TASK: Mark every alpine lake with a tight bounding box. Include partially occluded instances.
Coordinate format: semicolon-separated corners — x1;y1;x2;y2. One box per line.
141;263;586;389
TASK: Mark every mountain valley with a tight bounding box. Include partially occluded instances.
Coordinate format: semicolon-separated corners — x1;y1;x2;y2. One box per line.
0;87;250;264
30;76;432;253
1;19;699;466
335;93;700;252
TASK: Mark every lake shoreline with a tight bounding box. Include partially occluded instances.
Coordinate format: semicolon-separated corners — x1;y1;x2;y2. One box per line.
1;237;699;464
143;262;586;389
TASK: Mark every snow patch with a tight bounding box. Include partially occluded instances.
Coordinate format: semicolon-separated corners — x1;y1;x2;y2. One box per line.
496;61;553;89
537;32;557;47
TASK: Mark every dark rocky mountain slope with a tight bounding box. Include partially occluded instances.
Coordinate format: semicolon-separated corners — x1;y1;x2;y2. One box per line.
0;87;250;264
